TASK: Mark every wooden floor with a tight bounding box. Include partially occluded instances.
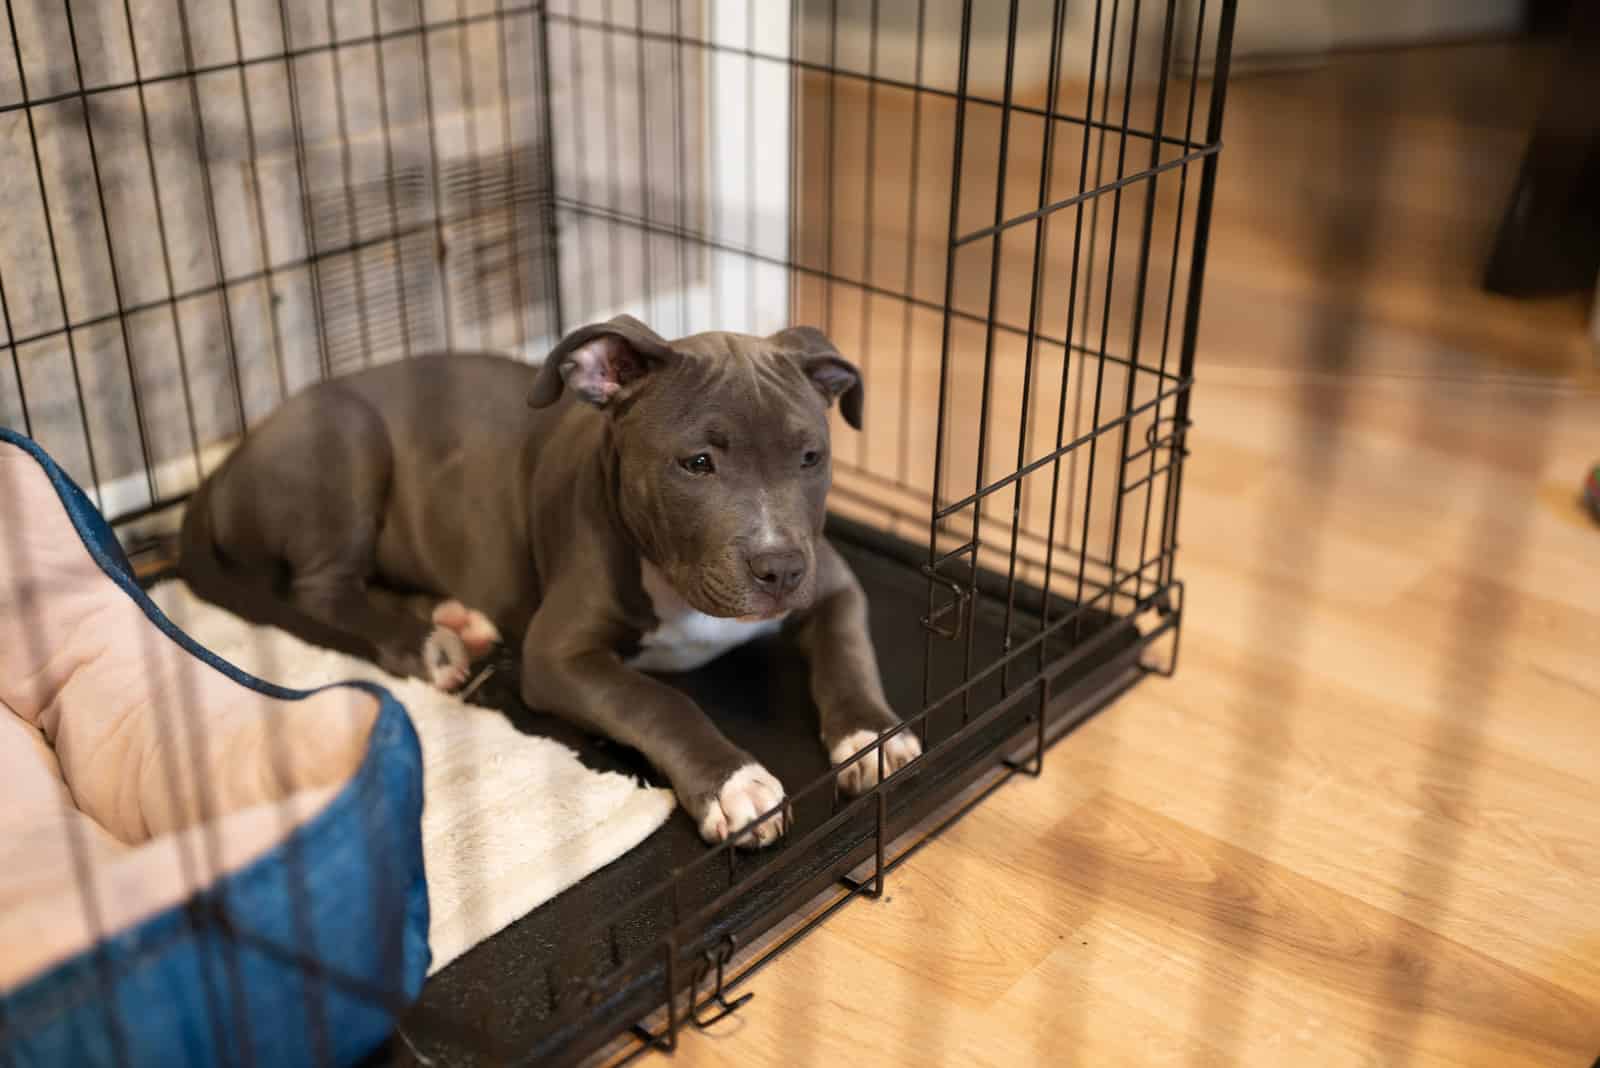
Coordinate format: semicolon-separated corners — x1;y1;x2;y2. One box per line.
658;39;1600;1068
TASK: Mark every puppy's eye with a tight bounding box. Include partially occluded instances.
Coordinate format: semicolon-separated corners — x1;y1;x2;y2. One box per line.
680;453;716;475
801;449;822;468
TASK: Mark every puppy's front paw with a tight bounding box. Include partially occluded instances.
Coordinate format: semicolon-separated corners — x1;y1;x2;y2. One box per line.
431;599;502;660
694;764;789;849
422;625;471;691
830;727;922;796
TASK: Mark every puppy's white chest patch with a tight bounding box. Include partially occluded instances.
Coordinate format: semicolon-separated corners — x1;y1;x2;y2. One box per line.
625;561;786;674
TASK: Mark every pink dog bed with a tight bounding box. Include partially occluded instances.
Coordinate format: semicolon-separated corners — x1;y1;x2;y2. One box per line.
0;429;428;1067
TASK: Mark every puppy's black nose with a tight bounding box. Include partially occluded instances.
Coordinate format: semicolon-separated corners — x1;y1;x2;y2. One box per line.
747;549;806;596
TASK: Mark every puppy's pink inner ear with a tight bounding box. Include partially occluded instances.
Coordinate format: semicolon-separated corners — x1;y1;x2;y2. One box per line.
561;335;646;406
807;358;856;404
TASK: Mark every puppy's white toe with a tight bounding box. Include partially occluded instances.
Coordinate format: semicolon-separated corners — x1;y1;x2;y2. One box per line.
431;600;502;659
831;726;922;796
423;625;470;691
699;764;788;849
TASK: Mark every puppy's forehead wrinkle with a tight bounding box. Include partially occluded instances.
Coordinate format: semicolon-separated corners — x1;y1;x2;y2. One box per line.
751;350;798;405
743;347;770;410
642;344;816;439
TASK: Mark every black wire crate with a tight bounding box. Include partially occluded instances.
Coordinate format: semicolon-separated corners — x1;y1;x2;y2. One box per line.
0;0;1236;1065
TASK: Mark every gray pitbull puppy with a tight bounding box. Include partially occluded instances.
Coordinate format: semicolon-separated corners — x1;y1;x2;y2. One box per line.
178;315;921;847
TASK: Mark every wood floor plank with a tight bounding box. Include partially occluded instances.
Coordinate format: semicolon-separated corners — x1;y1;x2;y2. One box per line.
1001;795;1598;1067
1066;671;1600;1001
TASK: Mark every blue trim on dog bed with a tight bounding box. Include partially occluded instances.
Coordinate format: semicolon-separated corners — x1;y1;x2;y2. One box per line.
0;428;430;1068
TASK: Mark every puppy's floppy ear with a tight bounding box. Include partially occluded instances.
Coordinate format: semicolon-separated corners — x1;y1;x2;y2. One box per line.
771;325;864;431
529;315;677;409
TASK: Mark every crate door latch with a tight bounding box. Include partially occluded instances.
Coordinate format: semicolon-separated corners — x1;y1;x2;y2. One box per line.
690;935;752;1029
920;565;971;641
